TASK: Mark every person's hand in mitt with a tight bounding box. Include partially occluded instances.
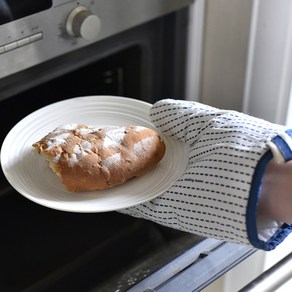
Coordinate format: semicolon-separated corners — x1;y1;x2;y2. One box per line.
120;99;292;251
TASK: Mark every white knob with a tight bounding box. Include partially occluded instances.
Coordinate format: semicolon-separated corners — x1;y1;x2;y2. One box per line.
66;6;101;40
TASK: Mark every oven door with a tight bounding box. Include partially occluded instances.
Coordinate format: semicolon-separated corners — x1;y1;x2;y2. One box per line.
0;9;206;292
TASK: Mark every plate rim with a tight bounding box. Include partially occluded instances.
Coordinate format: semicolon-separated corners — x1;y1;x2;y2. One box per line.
0;95;188;213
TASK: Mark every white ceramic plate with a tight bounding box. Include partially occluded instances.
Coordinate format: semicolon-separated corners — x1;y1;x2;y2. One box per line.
1;96;189;213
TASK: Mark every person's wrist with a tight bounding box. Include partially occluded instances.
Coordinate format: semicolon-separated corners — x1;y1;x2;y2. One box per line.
257;159;292;223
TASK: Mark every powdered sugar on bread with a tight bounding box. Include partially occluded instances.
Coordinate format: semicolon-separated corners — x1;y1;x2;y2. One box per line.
32;124;165;192
134;136;154;154
46;133;70;150
103;127;126;148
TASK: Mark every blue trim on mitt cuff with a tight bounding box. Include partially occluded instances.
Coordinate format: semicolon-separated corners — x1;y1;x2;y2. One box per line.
247;130;292;251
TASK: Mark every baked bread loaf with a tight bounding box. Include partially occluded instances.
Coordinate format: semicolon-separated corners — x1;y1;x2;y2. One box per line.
32;124;166;192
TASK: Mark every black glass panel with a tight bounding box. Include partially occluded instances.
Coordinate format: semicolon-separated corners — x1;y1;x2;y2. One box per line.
0;0;52;24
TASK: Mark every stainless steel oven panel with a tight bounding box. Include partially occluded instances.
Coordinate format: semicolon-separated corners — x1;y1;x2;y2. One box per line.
0;0;192;79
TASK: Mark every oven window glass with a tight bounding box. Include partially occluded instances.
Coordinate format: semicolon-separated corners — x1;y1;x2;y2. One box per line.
0;45;142;171
0;0;52;25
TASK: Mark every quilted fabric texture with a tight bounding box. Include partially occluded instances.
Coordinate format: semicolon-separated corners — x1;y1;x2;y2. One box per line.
120;99;292;250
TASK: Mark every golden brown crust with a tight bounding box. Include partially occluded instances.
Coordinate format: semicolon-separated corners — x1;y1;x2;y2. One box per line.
32;124;165;192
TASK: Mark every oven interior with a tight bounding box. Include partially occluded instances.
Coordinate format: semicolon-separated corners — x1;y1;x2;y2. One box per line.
1;189;204;292
0;9;206;292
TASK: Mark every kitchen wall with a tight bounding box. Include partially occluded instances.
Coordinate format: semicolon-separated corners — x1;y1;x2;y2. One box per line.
187;0;292;121
186;0;253;110
200;0;253;110
243;0;292;124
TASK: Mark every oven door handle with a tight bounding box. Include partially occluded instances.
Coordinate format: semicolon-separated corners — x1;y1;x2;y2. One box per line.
239;251;292;292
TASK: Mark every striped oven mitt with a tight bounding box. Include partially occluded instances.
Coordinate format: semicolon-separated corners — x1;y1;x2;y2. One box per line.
120;99;292;250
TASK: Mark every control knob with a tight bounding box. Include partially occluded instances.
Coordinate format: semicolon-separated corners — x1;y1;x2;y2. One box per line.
66;6;101;40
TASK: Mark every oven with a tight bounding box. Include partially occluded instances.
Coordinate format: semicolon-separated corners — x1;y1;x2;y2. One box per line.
0;1;254;291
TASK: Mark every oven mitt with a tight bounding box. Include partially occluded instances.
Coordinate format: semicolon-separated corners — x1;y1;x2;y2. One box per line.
120;99;292;251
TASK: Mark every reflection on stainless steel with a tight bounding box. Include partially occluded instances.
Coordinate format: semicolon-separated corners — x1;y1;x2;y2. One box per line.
239;251;292;292
128;241;254;292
